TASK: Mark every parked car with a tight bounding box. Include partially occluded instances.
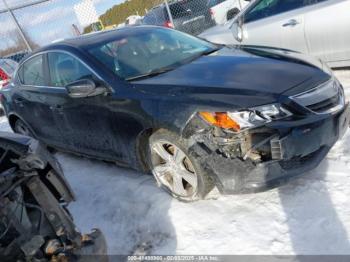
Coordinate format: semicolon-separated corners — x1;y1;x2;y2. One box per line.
0;132;107;261
142;0;214;35
0;59;18;89
208;0;250;25
1;26;349;201
0;59;18;113
200;0;350;68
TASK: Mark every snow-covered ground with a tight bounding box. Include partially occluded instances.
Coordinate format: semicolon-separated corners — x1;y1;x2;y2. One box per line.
0;71;350;255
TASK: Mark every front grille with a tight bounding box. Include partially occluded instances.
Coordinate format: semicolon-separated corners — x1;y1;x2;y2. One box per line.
306;92;341;113
291;79;345;114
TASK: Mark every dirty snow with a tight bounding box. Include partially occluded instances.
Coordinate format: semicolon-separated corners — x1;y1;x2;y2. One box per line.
0;71;350;255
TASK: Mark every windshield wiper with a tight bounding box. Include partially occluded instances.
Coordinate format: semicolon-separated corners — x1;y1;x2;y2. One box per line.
126;66;177;81
126;48;220;81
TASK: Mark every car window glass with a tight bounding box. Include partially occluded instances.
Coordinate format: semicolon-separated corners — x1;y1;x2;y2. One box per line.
48;52;93;87
87;27;216;80
170;3;188;18
21;55;45;86
244;0;311;23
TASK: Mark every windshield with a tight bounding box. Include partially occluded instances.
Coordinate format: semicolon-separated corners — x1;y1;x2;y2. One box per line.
87;28;217;80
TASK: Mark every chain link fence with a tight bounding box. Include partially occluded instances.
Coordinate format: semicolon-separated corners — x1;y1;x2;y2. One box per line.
0;0;163;86
142;0;249;36
0;0;248;87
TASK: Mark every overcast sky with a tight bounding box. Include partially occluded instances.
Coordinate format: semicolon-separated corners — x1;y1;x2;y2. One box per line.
0;0;125;53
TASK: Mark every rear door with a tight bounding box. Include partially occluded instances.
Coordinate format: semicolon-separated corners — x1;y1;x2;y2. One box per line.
240;0;309;53
14;54;63;145
304;0;350;67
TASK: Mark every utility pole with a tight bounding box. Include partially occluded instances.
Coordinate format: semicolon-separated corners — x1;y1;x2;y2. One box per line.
2;0;32;51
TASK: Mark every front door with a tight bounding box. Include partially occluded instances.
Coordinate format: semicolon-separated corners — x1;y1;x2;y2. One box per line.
240;0;309;54
46;51;129;162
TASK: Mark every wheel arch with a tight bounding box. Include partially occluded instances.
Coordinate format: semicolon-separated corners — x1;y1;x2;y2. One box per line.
8;113;20;131
8;113;37;137
135;127;156;173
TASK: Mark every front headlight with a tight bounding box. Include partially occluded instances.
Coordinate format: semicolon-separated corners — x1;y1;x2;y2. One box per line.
200;104;292;132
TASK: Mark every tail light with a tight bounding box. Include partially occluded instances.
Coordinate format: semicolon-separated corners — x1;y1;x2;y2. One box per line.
164;21;174;28
0;68;10;89
0;68;9;81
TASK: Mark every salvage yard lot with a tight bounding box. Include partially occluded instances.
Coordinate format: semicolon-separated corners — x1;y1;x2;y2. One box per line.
1;70;350;255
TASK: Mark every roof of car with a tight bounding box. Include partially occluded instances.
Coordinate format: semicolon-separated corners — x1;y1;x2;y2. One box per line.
36;26;159;53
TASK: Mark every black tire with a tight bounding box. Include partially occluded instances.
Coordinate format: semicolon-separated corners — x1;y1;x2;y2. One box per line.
227;8;240;21
148;129;214;202
14;118;33;137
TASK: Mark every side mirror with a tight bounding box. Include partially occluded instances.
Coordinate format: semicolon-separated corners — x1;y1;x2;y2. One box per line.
65;79;107;98
231;17;243;42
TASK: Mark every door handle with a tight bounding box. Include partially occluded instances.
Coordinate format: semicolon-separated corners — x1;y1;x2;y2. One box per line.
282;19;300;27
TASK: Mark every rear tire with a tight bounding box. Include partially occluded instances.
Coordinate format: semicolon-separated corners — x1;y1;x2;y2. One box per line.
148;129;214;202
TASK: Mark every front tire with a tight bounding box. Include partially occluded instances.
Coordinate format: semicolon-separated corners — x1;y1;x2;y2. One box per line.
148;129;214;202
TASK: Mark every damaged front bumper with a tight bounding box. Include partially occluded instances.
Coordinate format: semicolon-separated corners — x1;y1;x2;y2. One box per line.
189;103;350;194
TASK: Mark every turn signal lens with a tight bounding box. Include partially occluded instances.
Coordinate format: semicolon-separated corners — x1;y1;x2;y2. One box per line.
199;112;240;131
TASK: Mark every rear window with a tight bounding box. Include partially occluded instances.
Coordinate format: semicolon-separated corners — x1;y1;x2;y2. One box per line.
169;3;188;19
143;7;167;25
185;0;209;11
19;55;45;86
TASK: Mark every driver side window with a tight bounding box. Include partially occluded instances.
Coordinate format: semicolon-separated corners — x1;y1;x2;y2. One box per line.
244;0;307;23
48;52;93;87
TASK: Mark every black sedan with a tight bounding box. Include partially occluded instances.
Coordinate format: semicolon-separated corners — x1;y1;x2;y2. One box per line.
1;26;349;201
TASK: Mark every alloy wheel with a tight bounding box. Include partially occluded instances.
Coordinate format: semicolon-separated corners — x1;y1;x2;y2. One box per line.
151;141;198;198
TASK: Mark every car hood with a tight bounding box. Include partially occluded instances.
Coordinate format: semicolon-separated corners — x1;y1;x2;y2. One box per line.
131;46;330;108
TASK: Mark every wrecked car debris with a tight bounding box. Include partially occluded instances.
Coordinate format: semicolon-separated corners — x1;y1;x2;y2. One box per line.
0;132;107;261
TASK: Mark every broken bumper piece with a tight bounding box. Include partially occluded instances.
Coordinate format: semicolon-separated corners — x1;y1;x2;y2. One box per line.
194;103;350;194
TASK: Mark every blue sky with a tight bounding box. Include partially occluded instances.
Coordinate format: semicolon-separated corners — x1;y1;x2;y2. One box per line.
0;0;126;53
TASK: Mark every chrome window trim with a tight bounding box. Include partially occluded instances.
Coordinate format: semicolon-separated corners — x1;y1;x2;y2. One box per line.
16;49;106;90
